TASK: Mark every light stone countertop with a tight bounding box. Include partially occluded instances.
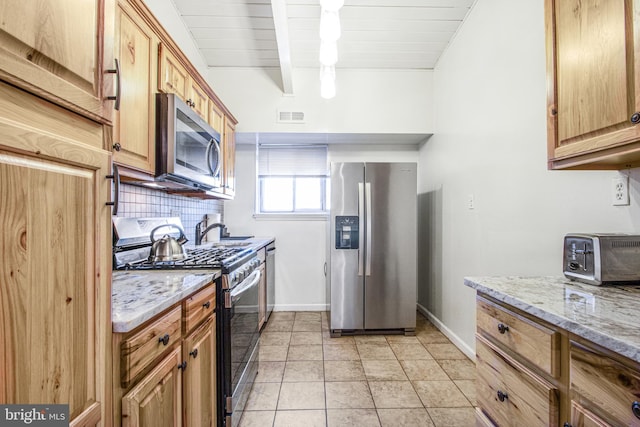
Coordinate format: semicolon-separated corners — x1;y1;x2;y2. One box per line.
465;276;640;363
112;270;220;333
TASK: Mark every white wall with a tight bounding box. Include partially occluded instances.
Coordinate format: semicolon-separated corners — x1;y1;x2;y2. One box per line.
420;0;640;355
224;144;418;311
208;68;434;134
142;0;209;78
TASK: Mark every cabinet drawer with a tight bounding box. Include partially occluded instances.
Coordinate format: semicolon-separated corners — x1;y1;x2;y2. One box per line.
121;306;182;387
571;401;612;427
571;342;640;427
476;335;559;427
477;296;560;377
184;285;215;333
475;407;496;427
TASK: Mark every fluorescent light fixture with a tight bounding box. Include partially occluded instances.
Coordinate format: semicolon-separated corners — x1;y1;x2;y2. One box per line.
320;0;344;12
318;1;341;98
319;40;338;65
320;65;336;99
319;10;341;42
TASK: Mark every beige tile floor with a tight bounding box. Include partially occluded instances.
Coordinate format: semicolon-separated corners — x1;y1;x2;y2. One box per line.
239;311;476;427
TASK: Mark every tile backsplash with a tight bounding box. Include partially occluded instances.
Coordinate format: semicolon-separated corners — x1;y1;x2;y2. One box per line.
117;183;224;242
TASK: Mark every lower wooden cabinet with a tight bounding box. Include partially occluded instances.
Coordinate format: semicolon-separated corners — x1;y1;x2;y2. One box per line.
183;315;216;427
475;292;640;427
476;335;559;427
570;401;611;427
122;346;182;427
570;341;640;427
114;283;218;427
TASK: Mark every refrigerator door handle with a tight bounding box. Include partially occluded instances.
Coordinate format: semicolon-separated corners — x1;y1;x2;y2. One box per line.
358;182;364;276
365;182;372;276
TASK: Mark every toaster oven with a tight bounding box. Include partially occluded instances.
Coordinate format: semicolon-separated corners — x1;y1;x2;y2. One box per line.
563;233;640;285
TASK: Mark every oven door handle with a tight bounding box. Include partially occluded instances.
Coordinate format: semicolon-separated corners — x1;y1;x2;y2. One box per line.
229;270;261;303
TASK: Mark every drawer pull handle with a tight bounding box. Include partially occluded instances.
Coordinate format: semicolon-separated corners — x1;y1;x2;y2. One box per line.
105;58;121;111
633;401;640;419
203;301;211;309
190;349;198;359
497;390;508;402
158;334;170;346
178;361;187;371
497;323;509;334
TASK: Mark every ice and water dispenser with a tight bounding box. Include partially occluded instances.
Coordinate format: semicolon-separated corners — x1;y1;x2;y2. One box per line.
335;216;359;249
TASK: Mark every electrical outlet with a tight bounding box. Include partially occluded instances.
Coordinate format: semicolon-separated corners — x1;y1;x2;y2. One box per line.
468;194;475;210
170;209;181;218
612;175;630;206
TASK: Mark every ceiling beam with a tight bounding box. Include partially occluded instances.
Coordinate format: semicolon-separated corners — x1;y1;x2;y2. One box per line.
270;0;294;94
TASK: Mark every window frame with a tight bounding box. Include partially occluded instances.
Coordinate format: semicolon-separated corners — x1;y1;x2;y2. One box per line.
255;144;330;219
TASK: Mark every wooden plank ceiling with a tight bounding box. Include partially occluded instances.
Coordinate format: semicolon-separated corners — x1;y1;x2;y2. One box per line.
174;0;475;92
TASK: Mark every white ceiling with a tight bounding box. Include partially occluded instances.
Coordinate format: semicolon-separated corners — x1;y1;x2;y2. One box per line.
171;0;474;145
173;0;475;92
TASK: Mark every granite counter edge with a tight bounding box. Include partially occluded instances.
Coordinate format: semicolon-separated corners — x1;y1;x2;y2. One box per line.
464;277;640;364
112;271;220;334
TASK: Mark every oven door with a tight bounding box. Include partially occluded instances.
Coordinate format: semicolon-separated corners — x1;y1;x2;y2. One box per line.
223;269;260;426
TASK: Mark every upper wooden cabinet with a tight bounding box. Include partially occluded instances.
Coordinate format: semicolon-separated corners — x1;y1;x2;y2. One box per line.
0;82;112;426
209;101;225;134
188;80;209;121
158;43;209;122
0;0;115;124
112;0;157;175
546;0;640;169
223;119;237;197
158;43;189;102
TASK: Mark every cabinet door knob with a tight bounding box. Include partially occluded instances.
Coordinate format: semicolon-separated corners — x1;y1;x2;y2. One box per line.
563;423;572;427
158;334;170;346
190;349;198;359
113;142;122;152
497;323;509;334
497;390;508;402
632;401;640;419
631;112;640;124
203;301;211;309
178;361;187;370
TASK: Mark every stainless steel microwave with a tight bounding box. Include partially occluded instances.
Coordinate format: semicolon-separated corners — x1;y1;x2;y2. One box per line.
155;93;222;191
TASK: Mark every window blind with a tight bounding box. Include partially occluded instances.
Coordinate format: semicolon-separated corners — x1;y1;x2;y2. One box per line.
258;145;328;177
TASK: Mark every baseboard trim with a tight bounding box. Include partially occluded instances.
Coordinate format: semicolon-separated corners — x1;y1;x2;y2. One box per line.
417;303;475;360
274;304;329;312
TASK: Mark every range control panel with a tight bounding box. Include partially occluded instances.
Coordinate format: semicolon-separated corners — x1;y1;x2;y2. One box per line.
335;216;359;249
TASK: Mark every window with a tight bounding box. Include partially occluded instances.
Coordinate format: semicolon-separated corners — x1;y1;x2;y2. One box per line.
257;144;329;215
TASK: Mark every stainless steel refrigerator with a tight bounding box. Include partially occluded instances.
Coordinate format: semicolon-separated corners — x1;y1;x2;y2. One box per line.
329;162;417;336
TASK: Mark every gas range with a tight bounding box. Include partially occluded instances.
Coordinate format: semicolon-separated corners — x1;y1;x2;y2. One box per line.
113;217;257;278
115;246;254;272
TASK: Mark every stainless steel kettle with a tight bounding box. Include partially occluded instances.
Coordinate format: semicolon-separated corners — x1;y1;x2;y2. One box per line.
148;224;188;262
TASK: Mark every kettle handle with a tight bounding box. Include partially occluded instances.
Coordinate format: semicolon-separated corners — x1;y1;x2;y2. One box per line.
150;224;187;243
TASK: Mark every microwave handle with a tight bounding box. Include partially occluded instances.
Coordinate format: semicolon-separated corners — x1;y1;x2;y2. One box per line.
206;139;222;178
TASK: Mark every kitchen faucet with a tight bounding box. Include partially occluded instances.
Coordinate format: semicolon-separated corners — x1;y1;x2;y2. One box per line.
194;221;225;245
